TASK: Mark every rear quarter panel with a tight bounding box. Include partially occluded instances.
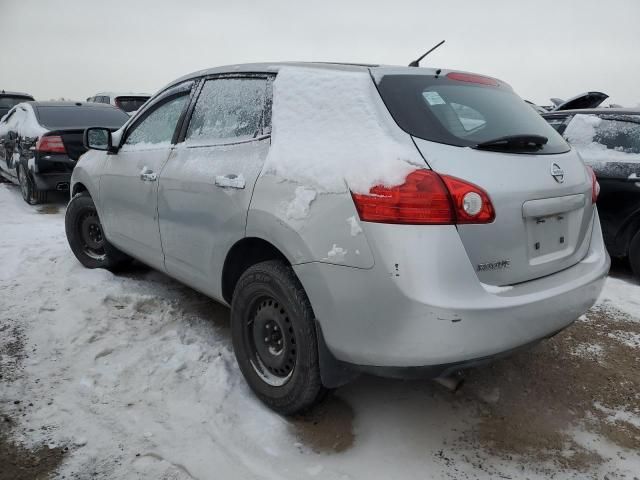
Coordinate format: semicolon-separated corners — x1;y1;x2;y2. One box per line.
247;175;375;268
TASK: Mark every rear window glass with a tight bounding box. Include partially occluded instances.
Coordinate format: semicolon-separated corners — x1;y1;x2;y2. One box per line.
591;117;640;154
0;96;33;108
115;96;150;113
376;74;570;154
35;106;129;129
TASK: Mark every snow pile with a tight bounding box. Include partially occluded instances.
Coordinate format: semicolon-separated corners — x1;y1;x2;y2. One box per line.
565;114;640;166
263;67;421;194
0;103;48;138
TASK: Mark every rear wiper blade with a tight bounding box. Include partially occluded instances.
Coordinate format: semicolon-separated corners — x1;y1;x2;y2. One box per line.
473;134;548;151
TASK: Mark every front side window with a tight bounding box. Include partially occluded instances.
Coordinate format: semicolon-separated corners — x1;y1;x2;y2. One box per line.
124;95;188;147
185;77;268;145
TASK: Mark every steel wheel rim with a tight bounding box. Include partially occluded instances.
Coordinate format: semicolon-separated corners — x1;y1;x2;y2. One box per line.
77;210;106;260
246;297;296;387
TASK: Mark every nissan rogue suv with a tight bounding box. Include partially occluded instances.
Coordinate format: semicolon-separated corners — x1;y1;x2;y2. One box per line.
65;63;609;414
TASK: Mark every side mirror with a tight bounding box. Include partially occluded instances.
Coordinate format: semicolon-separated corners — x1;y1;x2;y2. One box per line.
84;127;113;152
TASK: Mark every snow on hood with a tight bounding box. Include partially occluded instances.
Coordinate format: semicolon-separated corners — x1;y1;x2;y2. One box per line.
564;114;640;167
262;67;421;194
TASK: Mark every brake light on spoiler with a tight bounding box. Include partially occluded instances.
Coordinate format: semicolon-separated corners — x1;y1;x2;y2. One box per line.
351;169;495;225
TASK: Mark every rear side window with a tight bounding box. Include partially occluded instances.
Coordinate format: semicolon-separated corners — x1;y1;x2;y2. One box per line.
592;117;640;154
185;77;268;144
124;95;188;146
115;96;149;113
35;106;128;129
0;96;33;108
376;74;570;154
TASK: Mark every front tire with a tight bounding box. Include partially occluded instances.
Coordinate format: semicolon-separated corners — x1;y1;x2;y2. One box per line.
231;260;326;415
18;164;47;205
65;192;130;270
630;230;640;282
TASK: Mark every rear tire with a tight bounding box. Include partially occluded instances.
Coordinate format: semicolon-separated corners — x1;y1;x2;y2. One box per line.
18;164;47;205
65;192;130;270
630;230;640;282
231;260;327;415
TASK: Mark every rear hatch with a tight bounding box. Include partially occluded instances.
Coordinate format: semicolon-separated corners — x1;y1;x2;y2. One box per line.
552;92;608;111
374;69;595;286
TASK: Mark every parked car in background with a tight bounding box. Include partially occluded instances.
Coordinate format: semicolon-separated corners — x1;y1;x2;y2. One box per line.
544;109;640;280
526;91;609;114
0;101;128;204
87;92;151;116
0;90;35;119
66;63;608;414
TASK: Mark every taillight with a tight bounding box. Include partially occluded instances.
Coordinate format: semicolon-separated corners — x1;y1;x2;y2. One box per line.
351;169;495;225
585;165;600;203
36;135;66;154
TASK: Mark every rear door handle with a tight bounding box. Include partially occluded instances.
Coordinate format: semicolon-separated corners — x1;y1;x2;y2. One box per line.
139;166;157;182
215;174;245;189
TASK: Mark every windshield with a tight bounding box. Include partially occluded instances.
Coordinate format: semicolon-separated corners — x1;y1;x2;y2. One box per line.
34;106;129;129
376;74;570;154
115;96;150;113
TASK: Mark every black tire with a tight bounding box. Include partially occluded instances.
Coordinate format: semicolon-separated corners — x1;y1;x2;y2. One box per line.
18;164;47;205
231;260;326;415
630;230;640;282
65;192;130;270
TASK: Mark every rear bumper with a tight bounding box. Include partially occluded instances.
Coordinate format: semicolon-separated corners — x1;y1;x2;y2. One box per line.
295;213;609;369
32;172;71;191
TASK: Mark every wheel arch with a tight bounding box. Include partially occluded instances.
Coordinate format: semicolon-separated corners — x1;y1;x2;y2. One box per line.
221;237;290;305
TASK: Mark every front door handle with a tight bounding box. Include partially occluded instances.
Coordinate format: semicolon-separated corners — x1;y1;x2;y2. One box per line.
139;166;157;182
215;174;245;189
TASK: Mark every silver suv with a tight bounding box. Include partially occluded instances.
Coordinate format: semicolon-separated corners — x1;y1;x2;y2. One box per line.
65;63;609;414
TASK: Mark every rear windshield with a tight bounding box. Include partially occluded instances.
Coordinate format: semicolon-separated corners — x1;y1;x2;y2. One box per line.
376;74;570;154
35;106;129;129
115;96;150;113
0;95;33;108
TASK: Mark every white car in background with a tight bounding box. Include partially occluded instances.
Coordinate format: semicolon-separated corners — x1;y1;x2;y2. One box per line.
87;92;151;116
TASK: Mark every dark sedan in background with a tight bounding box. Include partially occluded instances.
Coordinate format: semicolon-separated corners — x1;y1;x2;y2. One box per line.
0;101;128;204
0;90;35;119
544;109;640;280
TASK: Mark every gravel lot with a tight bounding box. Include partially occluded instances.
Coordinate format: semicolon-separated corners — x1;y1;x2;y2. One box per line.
1;182;639;479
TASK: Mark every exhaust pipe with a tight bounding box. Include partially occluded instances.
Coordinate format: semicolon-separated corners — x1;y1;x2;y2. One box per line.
56;182;69;191
433;371;465;392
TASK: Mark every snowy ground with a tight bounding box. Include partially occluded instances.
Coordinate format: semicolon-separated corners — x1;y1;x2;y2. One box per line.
1;182;639;480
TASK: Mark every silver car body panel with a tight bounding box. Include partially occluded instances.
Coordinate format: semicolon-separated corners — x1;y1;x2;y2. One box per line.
70;62;610;371
413;138;595;285
295;214;608;366
157;138;270;300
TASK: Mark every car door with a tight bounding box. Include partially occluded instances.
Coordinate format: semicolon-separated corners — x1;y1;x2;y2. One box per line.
0;109;17;177
99;83;193;270
157;75;272;300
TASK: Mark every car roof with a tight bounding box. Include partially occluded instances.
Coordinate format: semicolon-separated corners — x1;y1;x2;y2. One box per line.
165;61;460;92
543;108;640;116
27;101;121;108
92;92;152;97
0;90;33;98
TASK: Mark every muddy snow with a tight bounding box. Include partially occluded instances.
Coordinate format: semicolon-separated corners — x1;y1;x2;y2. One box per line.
1;182;639;479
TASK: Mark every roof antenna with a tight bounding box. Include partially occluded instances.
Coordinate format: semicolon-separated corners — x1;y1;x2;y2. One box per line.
409;40;445;67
